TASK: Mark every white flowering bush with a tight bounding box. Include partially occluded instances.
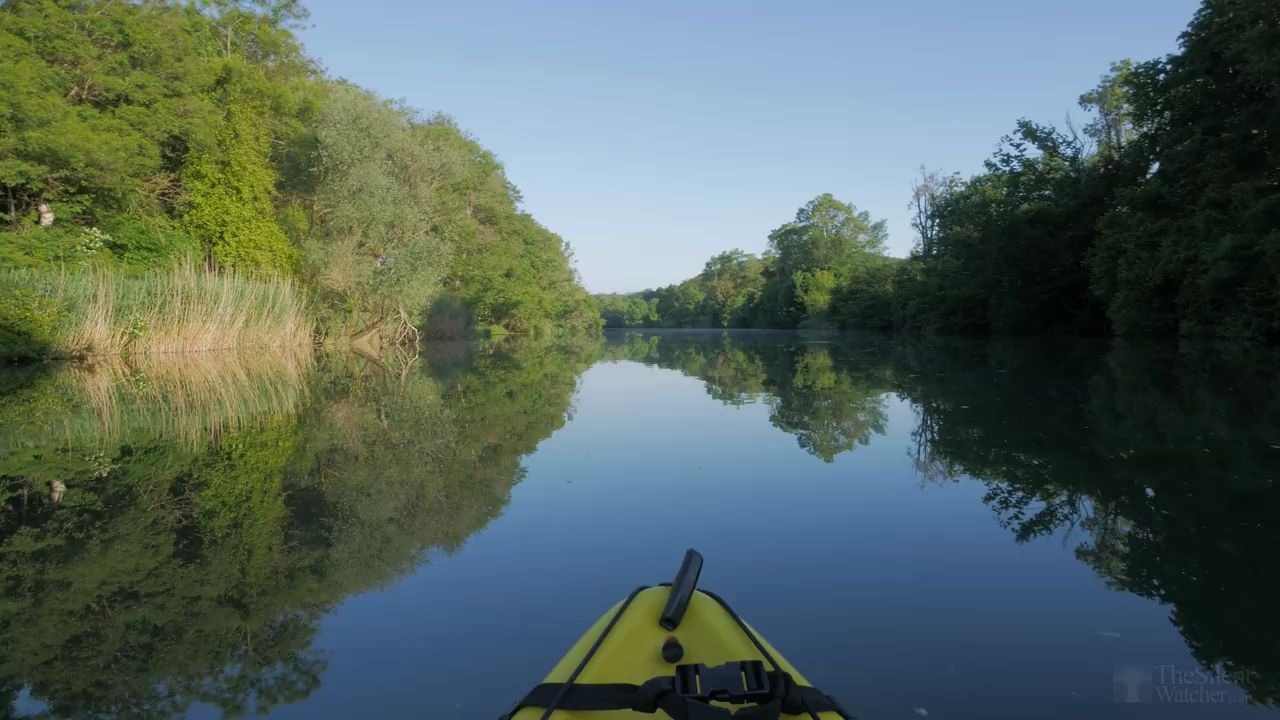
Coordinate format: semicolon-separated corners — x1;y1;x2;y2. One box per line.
77;227;111;258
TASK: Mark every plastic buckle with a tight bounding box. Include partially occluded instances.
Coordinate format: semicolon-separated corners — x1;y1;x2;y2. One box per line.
673;661;771;703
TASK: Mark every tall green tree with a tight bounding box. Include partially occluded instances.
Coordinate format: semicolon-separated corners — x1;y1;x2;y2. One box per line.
182;99;296;274
763;194;889;328
907;167;957;260
1078;59;1139;159
699;250;765;327
302;83;455;340
1091;0;1280;340
768;193;888;278
898;121;1112;335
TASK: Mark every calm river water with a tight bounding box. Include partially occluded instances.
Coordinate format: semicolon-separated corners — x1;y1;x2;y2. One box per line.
2;330;1277;719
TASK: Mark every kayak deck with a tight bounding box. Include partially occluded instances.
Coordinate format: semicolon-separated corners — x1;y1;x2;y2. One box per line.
511;586;844;719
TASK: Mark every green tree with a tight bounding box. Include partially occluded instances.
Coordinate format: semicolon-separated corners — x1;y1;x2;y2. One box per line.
764;194;889;328
303;94;597;340
611;195;890;331
1091;0;1280;340
0;0;215;227
898;121;1112;335
699;250;765;327
768;193;887;277
430;118;600;336
831;256;900;331
793;268;839;324
663;280;709;327
1078;59;1139;159
182;99;296;274
595;293;657;328
302;85;457;340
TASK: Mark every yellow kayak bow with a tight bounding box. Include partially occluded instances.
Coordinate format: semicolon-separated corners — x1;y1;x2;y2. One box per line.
505;550;851;720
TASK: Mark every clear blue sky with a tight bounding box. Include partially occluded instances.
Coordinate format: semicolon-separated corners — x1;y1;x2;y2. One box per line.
298;1;1199;293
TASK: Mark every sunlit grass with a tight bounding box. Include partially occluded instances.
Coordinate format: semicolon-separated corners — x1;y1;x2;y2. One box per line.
1;264;313;359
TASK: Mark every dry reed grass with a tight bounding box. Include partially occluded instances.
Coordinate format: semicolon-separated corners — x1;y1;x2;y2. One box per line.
3;264;313;358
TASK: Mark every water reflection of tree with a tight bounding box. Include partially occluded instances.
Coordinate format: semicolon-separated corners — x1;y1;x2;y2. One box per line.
768;346;889;462
897;339;1280;706
1;417;321;720
6;332;1277;712
0;339;595;718
609;331;1280;705
601;332;770;405
604;332;892;461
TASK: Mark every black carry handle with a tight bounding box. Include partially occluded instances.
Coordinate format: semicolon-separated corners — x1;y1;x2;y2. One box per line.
659;549;704;630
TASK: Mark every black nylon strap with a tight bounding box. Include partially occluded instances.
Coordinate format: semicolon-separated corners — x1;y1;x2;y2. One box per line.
504;671;846;719
513;681;658;711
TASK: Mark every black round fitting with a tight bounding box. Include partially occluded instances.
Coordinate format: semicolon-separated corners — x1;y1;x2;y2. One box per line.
661;636;684;664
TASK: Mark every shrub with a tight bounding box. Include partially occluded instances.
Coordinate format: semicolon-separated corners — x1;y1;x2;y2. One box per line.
0;283;64;359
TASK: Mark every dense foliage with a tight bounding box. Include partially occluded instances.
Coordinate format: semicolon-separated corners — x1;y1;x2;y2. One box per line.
912;0;1279;341
602;0;1278;341
0;0;597;358
1091;0;1280;339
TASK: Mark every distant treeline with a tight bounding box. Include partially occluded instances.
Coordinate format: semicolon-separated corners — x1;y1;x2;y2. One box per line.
597;0;1279;341
1;0;599;359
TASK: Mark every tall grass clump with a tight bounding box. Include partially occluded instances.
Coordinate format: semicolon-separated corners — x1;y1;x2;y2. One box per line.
0;265;313;359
